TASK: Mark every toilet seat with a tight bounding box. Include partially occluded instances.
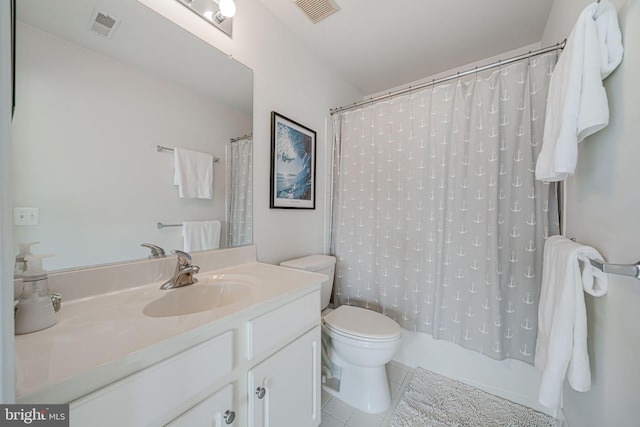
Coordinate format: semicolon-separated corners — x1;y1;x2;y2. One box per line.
322;305;401;342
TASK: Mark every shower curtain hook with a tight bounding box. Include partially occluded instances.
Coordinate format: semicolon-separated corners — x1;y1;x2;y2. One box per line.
432;79;436;93
527;50;532;66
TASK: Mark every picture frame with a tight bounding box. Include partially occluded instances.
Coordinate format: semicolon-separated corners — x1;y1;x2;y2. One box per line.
270;112;316;209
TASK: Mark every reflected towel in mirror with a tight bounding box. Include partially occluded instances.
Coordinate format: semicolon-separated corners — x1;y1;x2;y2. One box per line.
174;148;214;199
182;220;221;252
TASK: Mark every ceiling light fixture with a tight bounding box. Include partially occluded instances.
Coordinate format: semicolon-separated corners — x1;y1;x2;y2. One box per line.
216;0;237;21
175;0;236;37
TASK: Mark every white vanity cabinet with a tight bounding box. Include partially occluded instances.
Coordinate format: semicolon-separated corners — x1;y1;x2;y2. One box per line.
246;291;321;427
67;289;321;427
248;327;320;427
69;331;235;427
167;384;235;427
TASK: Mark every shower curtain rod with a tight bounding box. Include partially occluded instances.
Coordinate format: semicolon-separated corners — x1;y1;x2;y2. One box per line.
230;132;253;143
330;39;567;115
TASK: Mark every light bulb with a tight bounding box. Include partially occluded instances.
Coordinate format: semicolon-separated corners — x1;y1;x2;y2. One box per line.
218;0;236;18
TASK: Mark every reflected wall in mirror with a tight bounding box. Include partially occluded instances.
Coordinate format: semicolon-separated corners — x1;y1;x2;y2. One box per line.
12;0;253;272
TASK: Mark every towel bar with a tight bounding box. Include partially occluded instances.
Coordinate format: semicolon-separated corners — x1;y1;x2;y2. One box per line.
157;222;182;229
157;145;220;163
588;259;640;280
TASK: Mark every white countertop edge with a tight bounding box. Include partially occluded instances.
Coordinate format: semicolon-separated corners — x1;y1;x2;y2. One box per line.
15;262;324;404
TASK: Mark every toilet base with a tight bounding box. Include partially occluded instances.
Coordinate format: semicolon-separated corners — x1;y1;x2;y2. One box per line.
322;362;391;414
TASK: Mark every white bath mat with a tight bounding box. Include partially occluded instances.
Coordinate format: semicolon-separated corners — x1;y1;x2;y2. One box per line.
390;368;558;427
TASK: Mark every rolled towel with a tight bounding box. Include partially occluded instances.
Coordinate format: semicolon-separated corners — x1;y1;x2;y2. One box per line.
535;235;608;409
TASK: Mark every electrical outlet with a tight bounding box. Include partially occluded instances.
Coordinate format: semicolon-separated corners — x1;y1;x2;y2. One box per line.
14;207;39;226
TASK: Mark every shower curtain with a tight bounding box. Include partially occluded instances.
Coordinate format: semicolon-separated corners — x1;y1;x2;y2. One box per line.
331;55;559;364
228;137;253;247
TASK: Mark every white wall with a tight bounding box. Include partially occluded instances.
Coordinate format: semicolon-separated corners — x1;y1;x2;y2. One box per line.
12;22;251;271
541;0;640;425
138;0;362;266
0;0;16;403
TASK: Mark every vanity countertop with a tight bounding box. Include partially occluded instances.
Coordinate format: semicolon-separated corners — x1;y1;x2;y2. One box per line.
15;262;324;404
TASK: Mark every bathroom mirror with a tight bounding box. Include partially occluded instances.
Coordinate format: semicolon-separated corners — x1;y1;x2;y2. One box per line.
12;0;253;271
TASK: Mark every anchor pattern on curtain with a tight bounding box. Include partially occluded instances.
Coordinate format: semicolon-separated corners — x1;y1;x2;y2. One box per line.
331;55;559;363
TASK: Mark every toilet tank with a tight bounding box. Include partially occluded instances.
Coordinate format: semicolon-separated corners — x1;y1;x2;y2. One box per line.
280;255;336;310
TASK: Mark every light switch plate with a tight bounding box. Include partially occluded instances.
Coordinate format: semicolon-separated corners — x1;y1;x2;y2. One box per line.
14;207;39;226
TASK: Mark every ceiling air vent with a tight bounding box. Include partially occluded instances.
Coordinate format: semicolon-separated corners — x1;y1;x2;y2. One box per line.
293;0;341;24
87;9;121;39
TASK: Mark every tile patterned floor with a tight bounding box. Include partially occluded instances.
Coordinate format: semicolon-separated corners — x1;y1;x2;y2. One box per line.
319;361;414;427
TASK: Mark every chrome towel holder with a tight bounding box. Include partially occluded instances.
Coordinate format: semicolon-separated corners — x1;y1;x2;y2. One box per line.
157;222;182;229
570;236;640;280
588;259;640;280
157;145;220;163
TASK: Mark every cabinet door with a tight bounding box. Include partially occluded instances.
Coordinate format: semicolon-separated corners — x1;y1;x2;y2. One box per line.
167;384;235;427
70;331;233;427
248;327;320;427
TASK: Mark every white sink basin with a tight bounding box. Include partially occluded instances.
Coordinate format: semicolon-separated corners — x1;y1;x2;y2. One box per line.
143;275;254;317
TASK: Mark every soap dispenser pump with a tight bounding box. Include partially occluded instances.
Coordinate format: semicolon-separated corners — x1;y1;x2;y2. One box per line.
14;241;40;276
15;254;57;335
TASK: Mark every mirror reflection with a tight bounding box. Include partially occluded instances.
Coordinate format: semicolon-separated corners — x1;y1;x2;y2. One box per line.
13;0;253;272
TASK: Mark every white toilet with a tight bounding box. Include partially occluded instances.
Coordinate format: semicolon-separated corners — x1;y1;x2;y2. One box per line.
280;255;402;414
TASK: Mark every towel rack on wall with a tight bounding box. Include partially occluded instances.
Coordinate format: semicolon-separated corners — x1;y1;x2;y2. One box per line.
157;222;182;229
157;145;220;163
588;259;640;280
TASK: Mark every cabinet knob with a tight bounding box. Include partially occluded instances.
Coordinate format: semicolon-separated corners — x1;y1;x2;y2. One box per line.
223;410;235;424
255;387;266;399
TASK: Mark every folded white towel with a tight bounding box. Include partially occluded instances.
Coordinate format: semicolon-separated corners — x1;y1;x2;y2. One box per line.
535;235;608;409
535;0;623;182
173;148;214;199
182;220;221;252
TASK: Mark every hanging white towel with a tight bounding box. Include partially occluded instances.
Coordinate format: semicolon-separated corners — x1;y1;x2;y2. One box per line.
535;0;623;182
534;236;608;409
173;148;214;199
182;220;221;252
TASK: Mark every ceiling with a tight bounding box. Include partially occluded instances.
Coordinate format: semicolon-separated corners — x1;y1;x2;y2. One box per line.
17;0;253;113
259;0;555;96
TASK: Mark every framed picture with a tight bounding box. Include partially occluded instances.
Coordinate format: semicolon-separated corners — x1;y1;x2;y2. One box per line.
270;112;316;209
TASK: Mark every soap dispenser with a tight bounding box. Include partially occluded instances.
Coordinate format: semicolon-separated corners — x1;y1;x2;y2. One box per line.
15;254;57;335
14;241;40;276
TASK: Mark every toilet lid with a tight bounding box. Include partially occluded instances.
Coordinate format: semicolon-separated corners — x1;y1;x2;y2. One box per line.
323;305;401;341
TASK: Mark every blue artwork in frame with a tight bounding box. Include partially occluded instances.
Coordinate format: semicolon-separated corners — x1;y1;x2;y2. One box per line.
270;112;316;209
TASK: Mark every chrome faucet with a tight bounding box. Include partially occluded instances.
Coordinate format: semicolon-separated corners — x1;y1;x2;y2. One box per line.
141;243;166;259
160;250;200;290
